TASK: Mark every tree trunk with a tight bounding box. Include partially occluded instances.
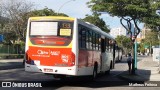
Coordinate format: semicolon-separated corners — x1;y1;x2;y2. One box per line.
131;43;135;75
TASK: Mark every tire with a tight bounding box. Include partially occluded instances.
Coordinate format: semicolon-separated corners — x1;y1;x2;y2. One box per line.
105;69;110;75
92;65;98;80
105;62;111;75
110;61;113;69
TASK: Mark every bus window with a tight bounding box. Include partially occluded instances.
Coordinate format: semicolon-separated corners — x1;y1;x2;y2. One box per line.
105;38;109;51
98;34;101;51
96;33;99;50
78;25;86;49
86;30;92;50
29;21;73;46
101;38;106;53
109;40;113;52
78;25;82;48
92;32;96;50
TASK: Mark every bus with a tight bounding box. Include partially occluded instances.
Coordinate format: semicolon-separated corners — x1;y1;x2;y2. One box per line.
25;16;117;79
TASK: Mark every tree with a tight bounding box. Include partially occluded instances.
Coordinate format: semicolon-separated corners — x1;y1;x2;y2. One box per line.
30;7;68;17
142;1;160;31
115;35;132;56
88;0;157;41
87;0;160;74
143;30;159;55
138;39;145;55
1;0;34;42
83;13;110;33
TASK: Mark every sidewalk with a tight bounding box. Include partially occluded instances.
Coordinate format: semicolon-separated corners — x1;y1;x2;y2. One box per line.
118;55;160;81
0;59;24;70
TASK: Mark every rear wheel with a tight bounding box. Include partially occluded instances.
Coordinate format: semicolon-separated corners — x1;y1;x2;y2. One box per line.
105;69;110;75
105;61;112;75
110;61;113;69
92;64;98;80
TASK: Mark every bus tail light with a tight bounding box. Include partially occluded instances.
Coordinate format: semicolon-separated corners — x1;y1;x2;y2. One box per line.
25;53;33;64
69;52;75;66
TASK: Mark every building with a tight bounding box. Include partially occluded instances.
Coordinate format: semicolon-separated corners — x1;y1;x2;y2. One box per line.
110;24;134;38
110;26;127;38
141;25;151;39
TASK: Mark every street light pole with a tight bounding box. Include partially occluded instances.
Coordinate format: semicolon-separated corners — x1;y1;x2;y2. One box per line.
57;0;75;15
158;31;160;73
156;7;160;73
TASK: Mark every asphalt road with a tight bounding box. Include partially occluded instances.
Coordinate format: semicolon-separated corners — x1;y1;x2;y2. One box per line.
0;56;160;90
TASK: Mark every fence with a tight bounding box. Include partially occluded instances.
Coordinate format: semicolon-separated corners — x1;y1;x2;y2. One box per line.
0;44;25;59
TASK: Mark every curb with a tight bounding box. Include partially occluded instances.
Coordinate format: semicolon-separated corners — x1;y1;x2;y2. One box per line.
0;64;24;70
117;71;148;82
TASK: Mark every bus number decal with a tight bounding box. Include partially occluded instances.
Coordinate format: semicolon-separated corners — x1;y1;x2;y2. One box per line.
50;51;60;56
61;54;69;63
60;29;71;36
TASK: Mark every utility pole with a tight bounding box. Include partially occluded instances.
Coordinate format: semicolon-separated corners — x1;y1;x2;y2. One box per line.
156;8;160;73
57;0;75;15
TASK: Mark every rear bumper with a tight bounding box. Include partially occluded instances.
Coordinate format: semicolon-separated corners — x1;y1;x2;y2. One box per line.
25;63;77;75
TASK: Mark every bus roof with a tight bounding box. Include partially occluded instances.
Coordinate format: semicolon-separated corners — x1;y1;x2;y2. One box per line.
29;16;75;21
77;19;115;40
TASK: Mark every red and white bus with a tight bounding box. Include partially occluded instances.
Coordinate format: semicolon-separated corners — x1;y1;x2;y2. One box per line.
25;16;117;79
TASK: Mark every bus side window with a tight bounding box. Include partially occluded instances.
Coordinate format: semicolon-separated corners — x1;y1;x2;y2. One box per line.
86;30;92;50
101;38;106;53
81;28;86;49
106;38;109;52
78;25;82;48
86;29;89;49
98;34;101;51
109;39;113;52
78;25;86;49
92;32;96;50
95;33;99;50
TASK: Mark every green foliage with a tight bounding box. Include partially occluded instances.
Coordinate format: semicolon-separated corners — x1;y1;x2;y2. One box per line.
115;35;132;54
138;30;159;54
30;7;68;17
138;40;145;54
142;1;160;30
0;6;68;44
87;0;160;42
143;30;159;46
88;0;151;18
83;13;110;33
115;35;131;48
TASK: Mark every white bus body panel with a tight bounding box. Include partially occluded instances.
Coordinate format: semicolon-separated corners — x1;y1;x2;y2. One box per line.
25;63;77;75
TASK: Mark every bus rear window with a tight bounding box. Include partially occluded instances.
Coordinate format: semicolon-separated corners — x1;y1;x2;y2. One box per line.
30;22;58;36
30;21;73;37
29;21;73;46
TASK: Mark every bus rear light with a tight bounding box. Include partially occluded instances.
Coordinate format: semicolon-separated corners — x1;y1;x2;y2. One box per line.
69;52;75;66
30;37;67;46
34;40;45;44
25;54;33;64
55;41;65;45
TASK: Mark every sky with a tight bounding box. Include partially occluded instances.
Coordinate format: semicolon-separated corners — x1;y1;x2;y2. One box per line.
26;0;129;29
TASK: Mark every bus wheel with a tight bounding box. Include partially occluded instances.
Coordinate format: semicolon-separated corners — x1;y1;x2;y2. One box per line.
105;69;110;75
92;65;98;80
110;61;113;69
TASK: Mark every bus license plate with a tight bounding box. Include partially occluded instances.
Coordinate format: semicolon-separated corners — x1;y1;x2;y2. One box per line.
44;68;53;72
